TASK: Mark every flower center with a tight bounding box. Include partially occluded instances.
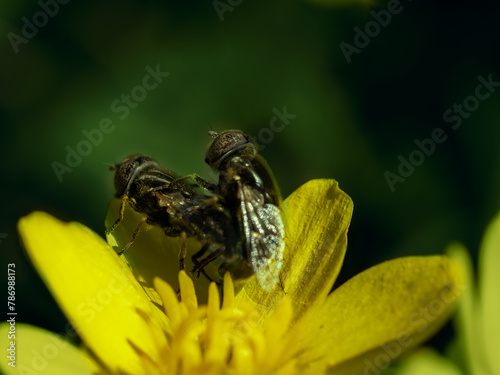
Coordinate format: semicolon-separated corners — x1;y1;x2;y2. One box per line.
134;271;297;375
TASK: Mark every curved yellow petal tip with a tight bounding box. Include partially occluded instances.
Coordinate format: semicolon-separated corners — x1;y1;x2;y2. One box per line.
292;255;464;374
282;178;353;300
18;211;163;375
237;179;353;323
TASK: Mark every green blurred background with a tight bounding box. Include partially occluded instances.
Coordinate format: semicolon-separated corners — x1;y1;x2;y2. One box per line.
1;0;499;364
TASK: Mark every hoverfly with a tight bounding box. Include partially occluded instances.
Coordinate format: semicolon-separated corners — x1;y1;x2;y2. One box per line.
199;130;285;290
106;154;235;279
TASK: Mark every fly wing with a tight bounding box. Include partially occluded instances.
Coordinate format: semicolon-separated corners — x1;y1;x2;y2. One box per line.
239;184;285;290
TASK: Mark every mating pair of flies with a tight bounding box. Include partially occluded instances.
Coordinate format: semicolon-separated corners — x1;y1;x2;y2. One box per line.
106;130;284;290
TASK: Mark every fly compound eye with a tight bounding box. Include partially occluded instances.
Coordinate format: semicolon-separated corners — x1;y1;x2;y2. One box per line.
113;154;152;197
113;157;138;197
205;130;256;168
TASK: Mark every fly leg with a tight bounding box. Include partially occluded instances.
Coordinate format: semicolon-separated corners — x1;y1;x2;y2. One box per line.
105;195;129;235
170;174;219;192
190;174;218;192
179;231;188;271
191;244;223;282
116;215;147;255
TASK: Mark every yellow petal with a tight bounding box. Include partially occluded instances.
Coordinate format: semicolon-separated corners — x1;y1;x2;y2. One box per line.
236;179;353;323
18;211;167;375
478;212;500;374
290;256;464;375
262;298;294;370
0;323;98;375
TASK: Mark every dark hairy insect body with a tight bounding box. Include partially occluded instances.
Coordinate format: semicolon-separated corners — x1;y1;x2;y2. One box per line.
203;130;285;290
106;130;285;288
106;154;234;278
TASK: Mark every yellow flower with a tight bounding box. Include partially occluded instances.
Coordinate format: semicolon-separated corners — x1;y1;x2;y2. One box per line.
386;210;500;375
0;180;464;375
